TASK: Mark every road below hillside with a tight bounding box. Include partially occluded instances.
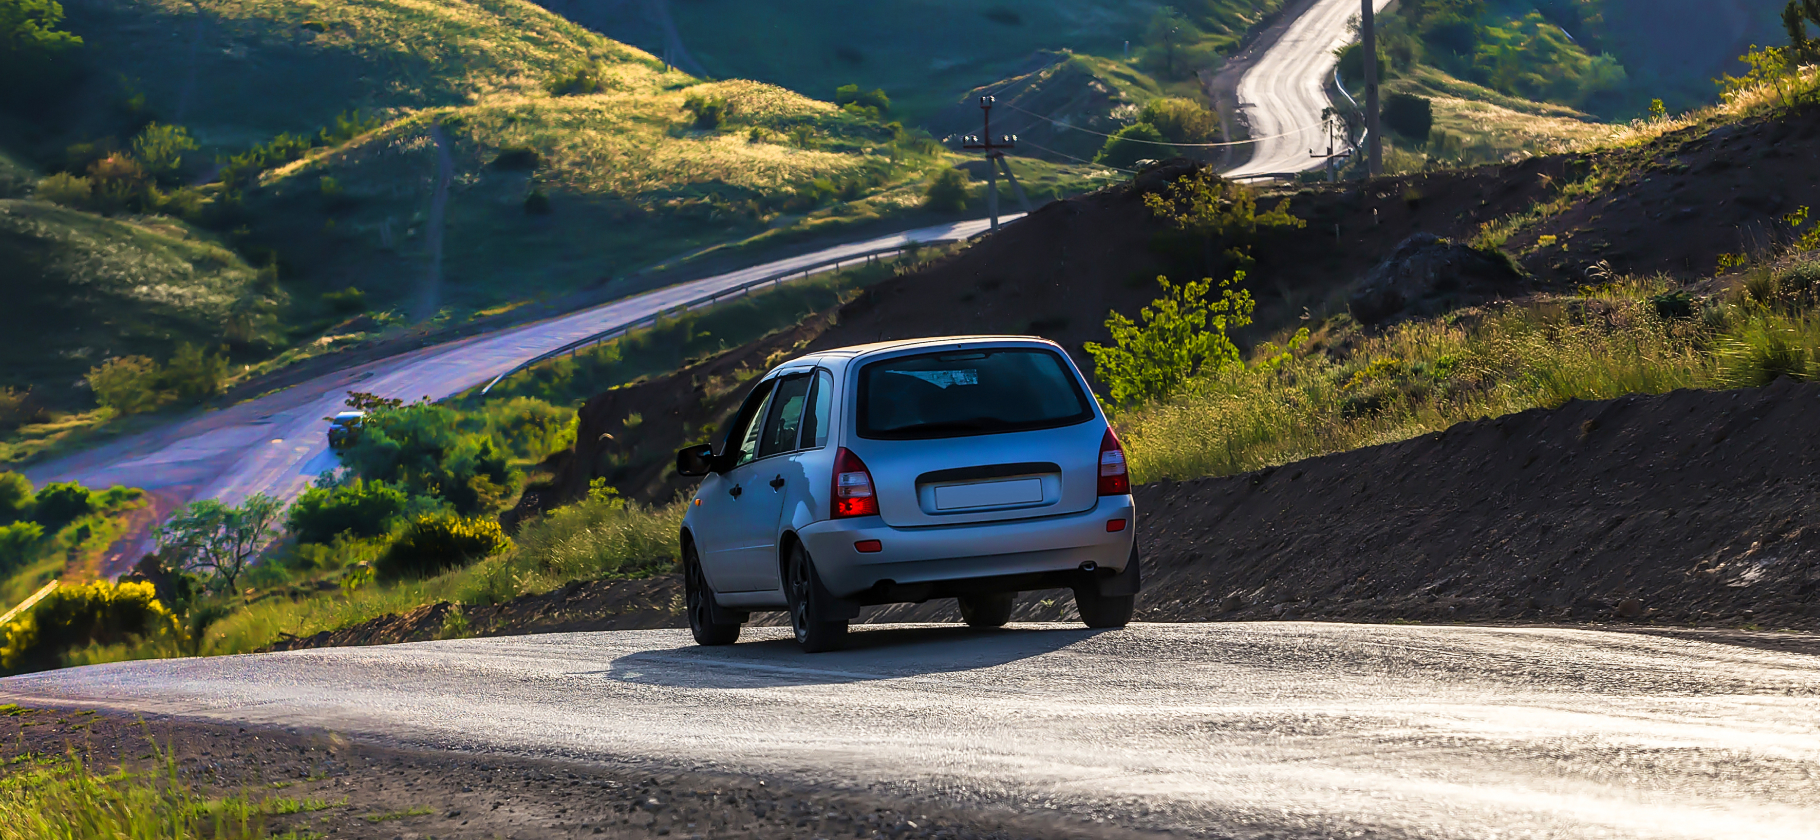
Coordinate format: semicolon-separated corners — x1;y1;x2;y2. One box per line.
25;218;1013;543
1225;0;1393;179
5;623;1818;839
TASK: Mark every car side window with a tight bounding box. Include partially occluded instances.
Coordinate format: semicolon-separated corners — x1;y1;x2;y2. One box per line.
757;374;813;459
799;370;832;450
725;380;776;468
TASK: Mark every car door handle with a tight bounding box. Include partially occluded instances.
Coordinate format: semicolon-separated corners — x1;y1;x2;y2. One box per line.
729;485;743;498
769;475;786;490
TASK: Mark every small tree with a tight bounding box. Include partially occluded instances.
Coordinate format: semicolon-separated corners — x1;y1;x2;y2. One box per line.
923;167;970;212
157;494;283;592
131;123;199;183
1095;122;1168;170
1140;97;1216;144
87;356;165;414
1785;0;1820;61
1085;273;1255;408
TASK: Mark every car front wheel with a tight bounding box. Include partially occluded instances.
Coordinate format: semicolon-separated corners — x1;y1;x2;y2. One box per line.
685;541;740;646
786;542;848;653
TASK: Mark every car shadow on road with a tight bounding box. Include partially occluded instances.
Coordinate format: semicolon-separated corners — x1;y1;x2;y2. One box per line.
602;623;1106;688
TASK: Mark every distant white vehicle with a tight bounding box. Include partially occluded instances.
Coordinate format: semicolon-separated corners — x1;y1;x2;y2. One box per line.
326;410;367;450
675;336;1139;652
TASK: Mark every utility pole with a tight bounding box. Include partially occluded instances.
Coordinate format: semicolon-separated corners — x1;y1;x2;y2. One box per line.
1361;0;1382;176
961;96;1030;232
1309;107;1352;183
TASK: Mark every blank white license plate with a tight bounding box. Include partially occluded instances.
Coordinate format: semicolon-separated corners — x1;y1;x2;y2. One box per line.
934;478;1044;510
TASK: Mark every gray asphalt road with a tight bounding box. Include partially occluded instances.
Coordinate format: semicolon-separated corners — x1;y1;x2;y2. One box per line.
1226;0;1393;179
6;623;1817;838
26;218;1012;515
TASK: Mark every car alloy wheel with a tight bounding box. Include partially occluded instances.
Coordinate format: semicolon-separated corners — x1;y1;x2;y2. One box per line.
786;542;847;653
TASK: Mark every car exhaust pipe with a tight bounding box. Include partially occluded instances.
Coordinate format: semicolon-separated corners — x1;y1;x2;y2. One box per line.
1079;561;1098;572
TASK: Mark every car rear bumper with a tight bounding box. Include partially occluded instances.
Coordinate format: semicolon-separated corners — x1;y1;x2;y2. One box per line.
796;495;1136;599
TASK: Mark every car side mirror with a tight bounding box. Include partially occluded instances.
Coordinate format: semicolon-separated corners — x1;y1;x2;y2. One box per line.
676;443;716;477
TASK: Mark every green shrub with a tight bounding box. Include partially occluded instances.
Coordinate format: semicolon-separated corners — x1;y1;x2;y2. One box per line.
524;189;552;215
1383;93;1435;141
0;520;43;573
340;402;518;514
31;481;91;531
1650;290;1695;320
377;514;508;580
130;123;198;183
834;84;890;113
0;581;177;675
0;386;46;432
86;356;166;414
547;62;607;96
1086;274;1255;407
1140;98;1216;145
1096;122;1169;169
682;94;729;129
923;167;971;212
160;343;228;402
0;472;31;524
490;145;541;170
468;495;677;604
287;478;411;545
33;172;92;208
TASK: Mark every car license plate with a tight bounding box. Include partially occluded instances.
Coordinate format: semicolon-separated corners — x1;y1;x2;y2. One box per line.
933;478;1044;510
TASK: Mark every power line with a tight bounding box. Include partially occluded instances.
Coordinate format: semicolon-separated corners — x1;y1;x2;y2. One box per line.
997;101;1326;149
1010;138;1137;175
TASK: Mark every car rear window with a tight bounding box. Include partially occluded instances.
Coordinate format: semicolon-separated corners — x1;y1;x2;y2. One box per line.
856;348;1094;440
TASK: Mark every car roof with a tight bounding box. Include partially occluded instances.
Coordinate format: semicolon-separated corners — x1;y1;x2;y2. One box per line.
332;411;366;420
781;336;1060;370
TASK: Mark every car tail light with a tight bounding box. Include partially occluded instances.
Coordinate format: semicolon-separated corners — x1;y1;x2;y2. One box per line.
832;447;879;518
1098;428;1130;496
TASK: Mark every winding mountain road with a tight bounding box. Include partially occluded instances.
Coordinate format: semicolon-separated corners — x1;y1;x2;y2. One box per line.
1224;0;1393;179
5;623;1818;838
25;218;1010;528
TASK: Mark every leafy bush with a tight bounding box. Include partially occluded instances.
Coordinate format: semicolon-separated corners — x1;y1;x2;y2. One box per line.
923;167;971;212
30;481;90;531
1140;98;1216;145
0;581;176;675
33;172;91;208
682;94;729;129
547;61;608;96
130;123;198;183
86;356;166;414
491;145;541;170
524;188;552;215
834;84;890;113
0;471;31;523
85;154;154;214
469;494;677;604
0;520;43;573
1383;93;1435;141
161;343;228;402
287;478;411;545
1096;122;1169;169
340;402;517;514
377;514;508;580
1086;274;1255;407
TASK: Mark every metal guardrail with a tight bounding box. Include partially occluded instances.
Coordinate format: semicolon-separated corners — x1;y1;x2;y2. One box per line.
479;244;920;396
0;580;58;627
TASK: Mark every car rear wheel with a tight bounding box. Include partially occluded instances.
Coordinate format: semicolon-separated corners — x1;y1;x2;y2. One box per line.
958;593;1015;628
786;542;848;653
685;542;740;646
1074;588;1134;629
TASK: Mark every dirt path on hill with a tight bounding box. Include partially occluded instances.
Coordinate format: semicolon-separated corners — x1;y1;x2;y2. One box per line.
419;123;454;321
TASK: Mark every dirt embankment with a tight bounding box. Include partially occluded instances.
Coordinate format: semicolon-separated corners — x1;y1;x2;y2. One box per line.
0;706;1155;840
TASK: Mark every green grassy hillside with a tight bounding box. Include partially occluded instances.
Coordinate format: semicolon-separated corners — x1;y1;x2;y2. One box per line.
664;0;1281;123
0;200;270;394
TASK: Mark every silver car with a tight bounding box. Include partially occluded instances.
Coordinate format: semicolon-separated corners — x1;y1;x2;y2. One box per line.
675;336;1139;652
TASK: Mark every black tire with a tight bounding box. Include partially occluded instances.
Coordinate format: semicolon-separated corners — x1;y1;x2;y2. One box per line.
1074;588;1134;629
685;541;740;646
786;542;848;653
958;593;1015;628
